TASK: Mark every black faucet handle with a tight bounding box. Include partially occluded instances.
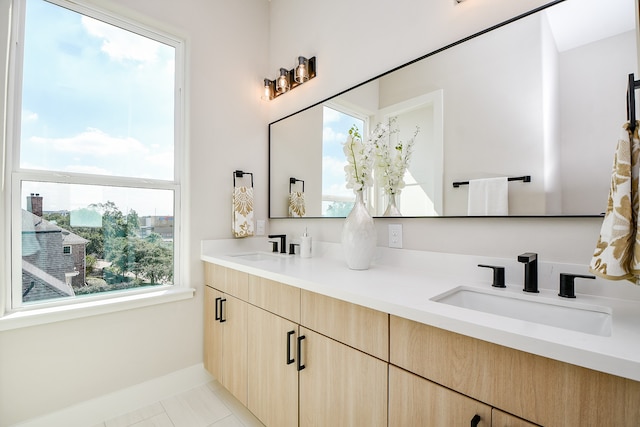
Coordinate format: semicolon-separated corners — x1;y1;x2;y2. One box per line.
559;273;595;298
517;252;537;263
289;243;299;255
268;234;287;253
268;240;279;252
478;264;506;288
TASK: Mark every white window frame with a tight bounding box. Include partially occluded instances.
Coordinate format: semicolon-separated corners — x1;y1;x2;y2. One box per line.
2;0;190;322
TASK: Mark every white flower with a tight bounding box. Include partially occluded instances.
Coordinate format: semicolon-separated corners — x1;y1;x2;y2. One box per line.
374;117;420;195
343;124;386;192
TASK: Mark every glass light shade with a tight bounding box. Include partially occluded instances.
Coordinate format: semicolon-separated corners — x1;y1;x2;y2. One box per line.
295;56;309;84
276;68;290;93
262;78;274;101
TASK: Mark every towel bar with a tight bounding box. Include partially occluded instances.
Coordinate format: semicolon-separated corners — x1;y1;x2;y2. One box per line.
452;175;531;188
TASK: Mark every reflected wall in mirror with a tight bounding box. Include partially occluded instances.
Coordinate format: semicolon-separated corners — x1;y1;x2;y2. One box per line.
269;0;637;218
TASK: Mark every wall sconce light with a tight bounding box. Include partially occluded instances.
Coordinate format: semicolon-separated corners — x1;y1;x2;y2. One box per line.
455;0;466;3
262;56;316;100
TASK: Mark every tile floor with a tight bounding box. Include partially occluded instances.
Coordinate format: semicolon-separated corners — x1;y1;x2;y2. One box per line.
94;381;265;427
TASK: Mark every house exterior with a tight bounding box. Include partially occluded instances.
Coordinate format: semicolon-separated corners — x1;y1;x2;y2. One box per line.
21;209;88;303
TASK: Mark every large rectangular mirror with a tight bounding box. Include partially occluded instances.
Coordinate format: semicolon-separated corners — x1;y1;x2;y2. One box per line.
269;0;637;218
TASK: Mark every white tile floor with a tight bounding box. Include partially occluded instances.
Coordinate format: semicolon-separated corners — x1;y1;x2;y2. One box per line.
94;381;265;427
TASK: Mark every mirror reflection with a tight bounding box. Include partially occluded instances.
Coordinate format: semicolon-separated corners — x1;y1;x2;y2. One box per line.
269;0;637;218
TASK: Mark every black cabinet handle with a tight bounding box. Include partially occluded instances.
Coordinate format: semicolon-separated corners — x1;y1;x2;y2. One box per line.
214;297;221;321
286;330;295;365
471;414;481;427
297;335;306;371
219;298;227;323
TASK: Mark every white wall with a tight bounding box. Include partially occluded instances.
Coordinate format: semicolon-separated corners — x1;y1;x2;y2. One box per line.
0;0;269;425
559;30;637;214
264;0;627;267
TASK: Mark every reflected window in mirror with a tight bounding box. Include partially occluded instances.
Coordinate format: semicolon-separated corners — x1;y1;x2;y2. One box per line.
322;106;365;217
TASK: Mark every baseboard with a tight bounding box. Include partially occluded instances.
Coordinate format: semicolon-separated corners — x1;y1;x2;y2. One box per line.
13;363;213;427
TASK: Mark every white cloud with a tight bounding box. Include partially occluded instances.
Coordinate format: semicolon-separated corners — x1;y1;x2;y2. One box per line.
81;16;159;63
22;110;39;123
30;128;149;157
323;107;341;124
323;126;347;147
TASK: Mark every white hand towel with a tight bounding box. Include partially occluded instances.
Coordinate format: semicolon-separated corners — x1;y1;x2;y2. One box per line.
467;177;509;216
232;186;255;238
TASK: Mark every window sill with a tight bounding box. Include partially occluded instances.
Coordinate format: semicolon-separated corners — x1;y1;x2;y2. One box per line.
0;287;195;331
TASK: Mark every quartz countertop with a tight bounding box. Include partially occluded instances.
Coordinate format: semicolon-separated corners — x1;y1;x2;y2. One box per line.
201;238;640;382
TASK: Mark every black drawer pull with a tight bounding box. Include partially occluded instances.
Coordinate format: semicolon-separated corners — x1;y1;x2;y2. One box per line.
471;414;481;427
214;297;221;321
297;335;306;371
219;298;227;323
286;330;295;365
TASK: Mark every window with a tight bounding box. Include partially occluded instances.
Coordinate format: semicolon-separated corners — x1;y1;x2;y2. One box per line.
9;0;183;309
321;106;366;217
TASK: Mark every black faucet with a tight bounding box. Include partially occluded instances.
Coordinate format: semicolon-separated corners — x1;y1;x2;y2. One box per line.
517;252;539;293
268;234;287;254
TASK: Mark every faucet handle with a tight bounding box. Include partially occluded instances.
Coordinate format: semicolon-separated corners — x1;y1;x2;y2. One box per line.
559;273;595;298
478;264;506;288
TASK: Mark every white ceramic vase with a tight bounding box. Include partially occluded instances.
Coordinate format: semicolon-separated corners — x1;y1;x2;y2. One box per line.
341;190;377;270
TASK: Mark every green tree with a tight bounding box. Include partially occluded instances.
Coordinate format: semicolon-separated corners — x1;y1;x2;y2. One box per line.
133;233;173;285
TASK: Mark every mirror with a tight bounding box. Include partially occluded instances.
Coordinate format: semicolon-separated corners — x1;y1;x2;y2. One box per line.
269;0;637;218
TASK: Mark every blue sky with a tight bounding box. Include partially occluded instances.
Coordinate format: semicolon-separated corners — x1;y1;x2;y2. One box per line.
19;0;176;216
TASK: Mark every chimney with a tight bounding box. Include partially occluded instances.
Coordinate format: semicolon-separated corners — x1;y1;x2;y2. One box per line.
27;193;43;217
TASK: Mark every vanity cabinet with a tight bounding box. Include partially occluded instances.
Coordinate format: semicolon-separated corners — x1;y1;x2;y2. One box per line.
205;264;388;427
390;315;640;426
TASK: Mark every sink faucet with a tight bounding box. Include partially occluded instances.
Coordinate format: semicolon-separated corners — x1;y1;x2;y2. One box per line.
517;252;539;293
268;234;287;254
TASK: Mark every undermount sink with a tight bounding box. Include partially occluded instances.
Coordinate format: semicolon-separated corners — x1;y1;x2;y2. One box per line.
432;286;612;336
228;251;289;262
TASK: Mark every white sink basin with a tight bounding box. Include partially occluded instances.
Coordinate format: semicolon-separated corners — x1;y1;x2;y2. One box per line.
432;286;612;336
228;251;290;262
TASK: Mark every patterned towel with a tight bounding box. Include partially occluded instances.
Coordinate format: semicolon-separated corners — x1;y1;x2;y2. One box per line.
232;186;254;238
288;191;306;217
590;123;640;284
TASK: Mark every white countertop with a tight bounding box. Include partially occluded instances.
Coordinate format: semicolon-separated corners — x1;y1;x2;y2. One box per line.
201;238;640;382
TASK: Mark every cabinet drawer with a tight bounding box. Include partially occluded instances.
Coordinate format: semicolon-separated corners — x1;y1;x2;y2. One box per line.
301;290;388;361
248;275;300;323
389;365;491;427
204;263;249;300
390;315;640;427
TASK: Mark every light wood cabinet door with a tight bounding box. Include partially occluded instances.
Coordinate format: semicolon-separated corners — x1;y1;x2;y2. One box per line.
300;290;389;360
204;286;223;380
203;286;248;406
220;293;248;406
205;263;249;300
247;305;299;427
492;409;540;427
249;275;300;323
389;365;491;427
299;328;388;427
